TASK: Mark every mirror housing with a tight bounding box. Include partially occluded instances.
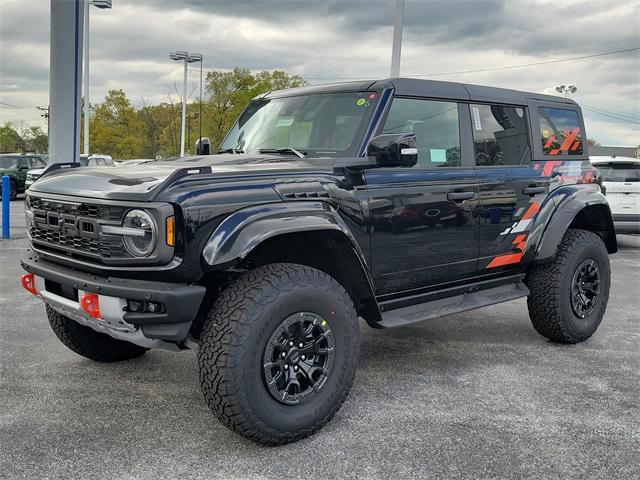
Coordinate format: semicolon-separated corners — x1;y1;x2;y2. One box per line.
367;133;418;167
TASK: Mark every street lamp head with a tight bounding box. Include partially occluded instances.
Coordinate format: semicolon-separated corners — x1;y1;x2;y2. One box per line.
170;50;189;61
89;0;112;8
188;53;203;63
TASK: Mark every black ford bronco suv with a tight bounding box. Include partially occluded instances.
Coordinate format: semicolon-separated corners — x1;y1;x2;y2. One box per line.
21;78;616;445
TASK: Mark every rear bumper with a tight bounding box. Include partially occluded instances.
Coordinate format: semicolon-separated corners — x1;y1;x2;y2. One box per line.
21;250;206;347
613;214;640;234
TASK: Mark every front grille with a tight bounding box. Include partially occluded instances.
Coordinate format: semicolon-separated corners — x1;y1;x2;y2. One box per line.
28;196;131;262
29;196;126;221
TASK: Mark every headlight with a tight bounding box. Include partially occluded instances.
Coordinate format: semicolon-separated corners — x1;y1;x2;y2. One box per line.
122;209;156;257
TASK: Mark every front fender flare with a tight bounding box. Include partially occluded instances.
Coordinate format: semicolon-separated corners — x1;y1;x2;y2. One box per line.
203;201;366;267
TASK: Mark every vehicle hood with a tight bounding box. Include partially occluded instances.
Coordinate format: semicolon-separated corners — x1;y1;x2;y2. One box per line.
28;154;333;201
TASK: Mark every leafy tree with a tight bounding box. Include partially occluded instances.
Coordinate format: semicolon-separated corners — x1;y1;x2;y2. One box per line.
202;68;308;149
90;89;144;158
24;126;48;153
0;123;22;153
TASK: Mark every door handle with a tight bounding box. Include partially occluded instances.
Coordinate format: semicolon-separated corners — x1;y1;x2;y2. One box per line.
447;191;475;201
523;186;546;195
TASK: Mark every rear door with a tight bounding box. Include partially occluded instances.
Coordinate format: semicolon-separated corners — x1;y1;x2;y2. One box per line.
366;97;479;295
469;103;545;270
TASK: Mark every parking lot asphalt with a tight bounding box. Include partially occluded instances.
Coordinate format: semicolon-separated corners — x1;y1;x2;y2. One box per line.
1;197;639;479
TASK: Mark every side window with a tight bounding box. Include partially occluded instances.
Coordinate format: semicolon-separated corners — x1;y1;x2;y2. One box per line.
538;107;583;156
32;158;45;168
18;158;30;169
382;98;460;168
87;158;98;166
471;104;529;166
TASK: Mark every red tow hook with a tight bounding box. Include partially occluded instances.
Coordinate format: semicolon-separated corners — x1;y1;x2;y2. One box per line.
80;293;101;319
21;273;38;296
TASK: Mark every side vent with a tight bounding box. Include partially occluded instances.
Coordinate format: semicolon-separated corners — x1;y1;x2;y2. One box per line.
274;182;330;200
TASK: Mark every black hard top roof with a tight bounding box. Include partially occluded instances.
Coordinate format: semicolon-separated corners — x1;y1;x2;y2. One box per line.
263;77;577;107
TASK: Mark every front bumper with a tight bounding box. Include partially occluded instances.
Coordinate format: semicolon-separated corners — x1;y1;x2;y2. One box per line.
21;250;206;348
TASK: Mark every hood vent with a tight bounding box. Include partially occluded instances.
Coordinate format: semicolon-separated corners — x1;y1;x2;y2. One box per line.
275;181;330;200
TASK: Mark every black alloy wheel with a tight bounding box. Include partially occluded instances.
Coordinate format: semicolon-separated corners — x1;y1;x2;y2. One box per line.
263;311;335;405
570;259;601;319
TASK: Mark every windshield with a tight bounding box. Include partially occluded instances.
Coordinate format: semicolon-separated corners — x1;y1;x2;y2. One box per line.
595;163;640;182
0;156;19;169
219;92;379;158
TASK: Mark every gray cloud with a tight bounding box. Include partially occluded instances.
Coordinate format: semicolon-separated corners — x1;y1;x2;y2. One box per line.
1;0;638;145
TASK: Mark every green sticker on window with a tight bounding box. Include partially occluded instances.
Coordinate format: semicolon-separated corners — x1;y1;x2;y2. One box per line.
356;98;366;106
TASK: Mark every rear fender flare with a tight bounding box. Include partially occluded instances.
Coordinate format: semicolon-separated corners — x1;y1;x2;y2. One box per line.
533;184;616;262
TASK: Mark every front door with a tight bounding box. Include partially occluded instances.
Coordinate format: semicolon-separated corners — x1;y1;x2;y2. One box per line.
367;97;479;296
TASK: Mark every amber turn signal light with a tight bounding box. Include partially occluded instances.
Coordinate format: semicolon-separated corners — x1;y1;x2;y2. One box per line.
166;216;175;247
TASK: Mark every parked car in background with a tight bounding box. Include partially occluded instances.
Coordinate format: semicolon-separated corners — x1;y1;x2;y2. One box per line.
25;154;114;189
590;155;640;234
0;153;48;200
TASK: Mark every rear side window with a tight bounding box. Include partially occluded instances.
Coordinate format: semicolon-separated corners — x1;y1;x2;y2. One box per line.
382;98;461;168
538;107;583;156
471;104;529;166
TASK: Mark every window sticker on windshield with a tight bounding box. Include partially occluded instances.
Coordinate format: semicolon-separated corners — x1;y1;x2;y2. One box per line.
431;149;447;163
275;117;294;127
472;107;482;130
356;98;367;106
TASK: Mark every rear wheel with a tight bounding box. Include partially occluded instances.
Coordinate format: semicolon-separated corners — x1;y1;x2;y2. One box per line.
526;229;610;344
198;263;360;445
47;305;148;362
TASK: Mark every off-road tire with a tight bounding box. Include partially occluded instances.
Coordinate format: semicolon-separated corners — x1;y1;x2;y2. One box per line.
46;305;148;362
198;263;360;445
526;229;610;344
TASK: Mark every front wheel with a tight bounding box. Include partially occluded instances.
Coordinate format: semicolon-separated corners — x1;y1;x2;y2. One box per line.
47;305;148;362
526;229;611;344
198;263;360;445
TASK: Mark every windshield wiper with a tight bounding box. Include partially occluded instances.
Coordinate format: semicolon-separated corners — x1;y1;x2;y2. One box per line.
258;148;306;158
217;148;245;154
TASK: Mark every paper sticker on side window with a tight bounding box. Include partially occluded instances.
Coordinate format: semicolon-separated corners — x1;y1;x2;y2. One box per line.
472;107;482;130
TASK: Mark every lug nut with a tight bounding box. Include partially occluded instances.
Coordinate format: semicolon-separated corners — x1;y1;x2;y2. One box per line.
301;355;306;361
299;342;304;348
281;352;286;358
293;365;299;371
284;364;289;370
289;341;294;347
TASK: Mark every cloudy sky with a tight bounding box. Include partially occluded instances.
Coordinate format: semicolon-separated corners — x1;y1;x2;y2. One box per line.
1;0;638;145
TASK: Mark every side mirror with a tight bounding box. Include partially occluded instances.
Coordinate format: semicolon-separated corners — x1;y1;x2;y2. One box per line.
366;133;418;167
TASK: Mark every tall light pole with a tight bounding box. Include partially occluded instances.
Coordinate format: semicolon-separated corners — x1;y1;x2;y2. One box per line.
187;53;203;155
390;0;405;77
555;84;578;98
83;0;112;155
170;51;202;157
